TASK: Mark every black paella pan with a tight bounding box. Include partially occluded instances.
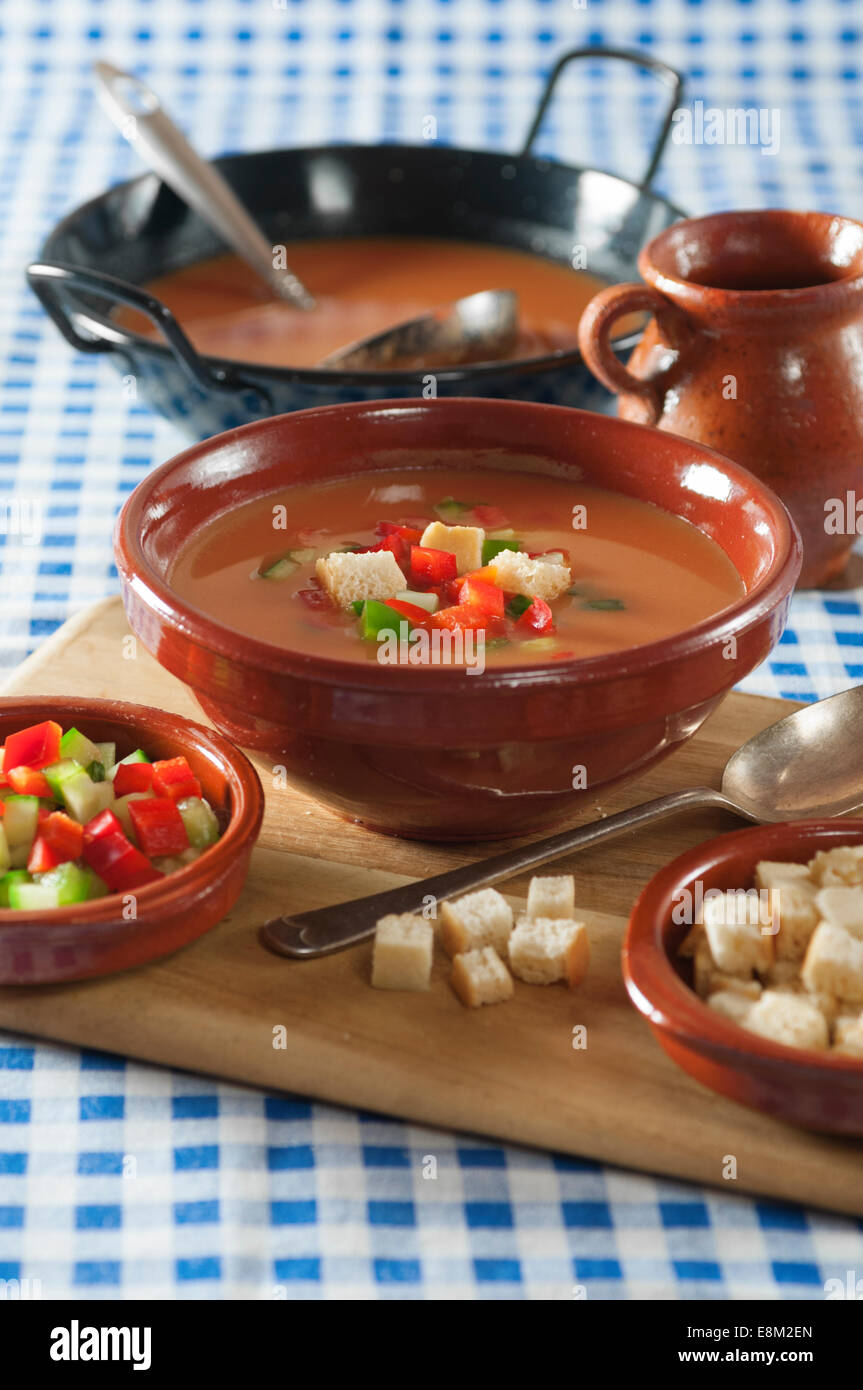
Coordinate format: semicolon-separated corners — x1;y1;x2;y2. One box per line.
27;47;685;439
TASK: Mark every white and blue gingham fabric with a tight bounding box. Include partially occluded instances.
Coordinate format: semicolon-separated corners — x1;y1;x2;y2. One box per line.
1;0;863;1302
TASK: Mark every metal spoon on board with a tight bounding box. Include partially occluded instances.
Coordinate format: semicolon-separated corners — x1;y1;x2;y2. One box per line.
94;61;316;310
262;684;863;959
94;62;519;368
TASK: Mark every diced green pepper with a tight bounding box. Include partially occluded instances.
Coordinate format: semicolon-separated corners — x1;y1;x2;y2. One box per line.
585;597;625;611
350;599;365;616
361;600;414;641
177;796;220;849
433;497;479;522
59;727;102;767
505;594;532;620
482;538;520;565
0;869;31;907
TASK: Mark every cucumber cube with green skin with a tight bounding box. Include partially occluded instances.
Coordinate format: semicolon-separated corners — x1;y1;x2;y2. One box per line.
177;797;219;849
395;589;439;613
4;795;39;850
42;759;84;800
9;880;61;911
0;824;9;877
108;749;150;781
85;869;109;901
96;743;116;770
61;772;113;825
59;727;103;767
32;861;91;905
112;790;154;839
0;869;29;906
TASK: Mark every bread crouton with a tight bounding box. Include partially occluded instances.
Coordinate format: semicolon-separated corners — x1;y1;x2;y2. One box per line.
692;933;715;997
769;880;819;960
706;990;757;1026
371;914;433;991
316;549;405;609
832;1013;863;1057
705;973;762;1001
744;989;829;1051
450;946;514;1008
508;917;589;987
702;889;774;975
809;845;863;888
754;860;812;891
814;887;863;939
526;874;575;921
801;922;863;1003
418;520;484;575
489;548;572;602
438;888;513;958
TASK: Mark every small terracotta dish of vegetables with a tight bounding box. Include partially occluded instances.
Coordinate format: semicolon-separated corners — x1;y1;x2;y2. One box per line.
0;697;263;985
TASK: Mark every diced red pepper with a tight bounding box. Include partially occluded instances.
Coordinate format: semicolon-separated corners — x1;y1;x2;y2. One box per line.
82;809;161;892
3;720;62;772
7;766;53;798
151;756;202;804
370;533;410;568
384;599;432;626
27;835;64;875
41;810;84;862
112;761;155;797
461;564;500;587
129;797;189;857
516;598;555;635
429;604;496;633
410;545;457;587
375;521;424;544
472;505;510;529
457;577;505;618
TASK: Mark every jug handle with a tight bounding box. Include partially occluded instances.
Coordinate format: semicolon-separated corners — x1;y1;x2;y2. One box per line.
578;283;689;425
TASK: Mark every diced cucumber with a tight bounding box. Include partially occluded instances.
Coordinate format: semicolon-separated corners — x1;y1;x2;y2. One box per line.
395;589;439;613
9;880;60;911
177;797;219;849
33;861;91;905
108;749;149;781
62;772;114;825
85;868;109;901
0;870;30;906
521;636;558;652
42;758;84;799
4;795;39;850
96;742;116;770
112;790;153;839
59;727;103;767
151;855;183;875
261;556;298;580
178;846;202;866
0;824;9;877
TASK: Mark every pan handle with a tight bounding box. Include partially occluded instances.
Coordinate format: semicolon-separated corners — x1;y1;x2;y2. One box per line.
26;261;273;409
521;46;684;191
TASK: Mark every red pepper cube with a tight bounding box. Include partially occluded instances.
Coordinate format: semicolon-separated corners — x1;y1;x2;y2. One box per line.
409;545;457;588
41;811;84;863
7;766;54;798
27;835;64;875
472;504;510;529
151;757;201;804
107;844;163;892
3;720;62;772
384;598;431;626
112;761;155;797
429;604;492;633
457;577;505;618
129;797;189;857
515;598;555;635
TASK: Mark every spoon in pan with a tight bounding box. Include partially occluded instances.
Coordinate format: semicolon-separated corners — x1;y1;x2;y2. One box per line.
94;62;519;368
262;684;863;959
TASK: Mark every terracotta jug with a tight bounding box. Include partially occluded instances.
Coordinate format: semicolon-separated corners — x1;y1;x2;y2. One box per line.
578;210;863;588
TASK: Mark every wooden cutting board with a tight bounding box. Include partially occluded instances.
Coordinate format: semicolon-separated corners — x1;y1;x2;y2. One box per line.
1;597;860;1215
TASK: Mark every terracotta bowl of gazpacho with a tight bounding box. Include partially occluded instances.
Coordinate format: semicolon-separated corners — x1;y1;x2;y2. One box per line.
114;398;801;840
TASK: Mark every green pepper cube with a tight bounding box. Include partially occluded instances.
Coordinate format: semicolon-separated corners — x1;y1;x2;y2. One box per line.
361;600;414;642
505;594;532;620
482;538;521;565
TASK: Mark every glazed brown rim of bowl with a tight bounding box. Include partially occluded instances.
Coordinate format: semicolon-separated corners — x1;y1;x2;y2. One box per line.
623;820;863;1078
115;397;803;692
0;696;264;927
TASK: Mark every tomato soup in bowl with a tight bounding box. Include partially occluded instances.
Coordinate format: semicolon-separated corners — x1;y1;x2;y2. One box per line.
115;398;801;840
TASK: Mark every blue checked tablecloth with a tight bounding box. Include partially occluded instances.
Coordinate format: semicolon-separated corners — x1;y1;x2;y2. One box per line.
1;0;863;1301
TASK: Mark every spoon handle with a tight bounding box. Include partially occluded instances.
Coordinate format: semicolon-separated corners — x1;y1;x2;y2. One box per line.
262;786;742;959
93;62;315;311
